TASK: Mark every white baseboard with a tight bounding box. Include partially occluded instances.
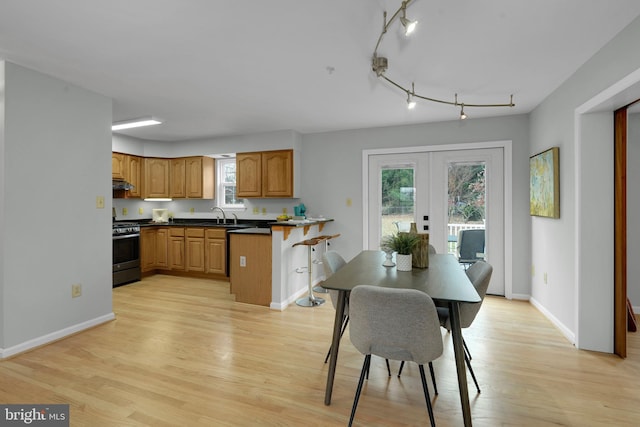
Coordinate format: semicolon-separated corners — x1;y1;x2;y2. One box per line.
510;293;530;301
0;313;116;359
529;297;576;345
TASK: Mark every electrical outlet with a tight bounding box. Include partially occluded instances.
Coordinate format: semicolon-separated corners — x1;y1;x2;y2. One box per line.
282;207;288;214
252;207;259;214
138;207;144;214
72;283;82;298
261;208;267;215
240;256;246;267
346;198;353;207
190;207;195;214
122;207;128;216
96;196;105;209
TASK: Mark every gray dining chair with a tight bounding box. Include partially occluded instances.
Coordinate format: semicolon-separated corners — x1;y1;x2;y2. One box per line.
436;260;493;393
457;229;485;269
348;285;443;427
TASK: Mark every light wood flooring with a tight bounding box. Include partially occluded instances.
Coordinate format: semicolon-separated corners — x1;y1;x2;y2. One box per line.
1;275;639;426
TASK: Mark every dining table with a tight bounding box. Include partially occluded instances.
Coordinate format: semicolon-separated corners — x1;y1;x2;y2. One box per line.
321;250;480;427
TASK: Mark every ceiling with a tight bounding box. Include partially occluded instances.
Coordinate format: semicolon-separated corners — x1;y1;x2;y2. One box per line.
1;0;640;142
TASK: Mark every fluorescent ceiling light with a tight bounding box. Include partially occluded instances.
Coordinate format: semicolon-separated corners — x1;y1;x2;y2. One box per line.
112;117;162;131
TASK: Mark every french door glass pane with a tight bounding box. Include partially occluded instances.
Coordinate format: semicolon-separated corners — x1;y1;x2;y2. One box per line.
380;167;415;239
447;162;486;253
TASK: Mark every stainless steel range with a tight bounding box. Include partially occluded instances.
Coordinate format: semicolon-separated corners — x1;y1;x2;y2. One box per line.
113;222;141;287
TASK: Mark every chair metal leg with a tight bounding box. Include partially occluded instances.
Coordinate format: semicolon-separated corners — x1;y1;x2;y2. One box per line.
349;355;371;427
463;337;472;360
419;364;437;427
464;351;481;393
399;361;437;396
428;361;438;395
385;359;391;377
324;315;349;363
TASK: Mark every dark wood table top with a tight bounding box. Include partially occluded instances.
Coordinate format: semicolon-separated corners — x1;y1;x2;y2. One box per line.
321;251;480;304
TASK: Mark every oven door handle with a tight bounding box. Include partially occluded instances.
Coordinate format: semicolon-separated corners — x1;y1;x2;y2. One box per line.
113;233;140;240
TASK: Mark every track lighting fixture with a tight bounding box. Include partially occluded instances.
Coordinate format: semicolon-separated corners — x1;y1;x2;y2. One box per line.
371;0;514;118
407;83;417;109
399;1;418;35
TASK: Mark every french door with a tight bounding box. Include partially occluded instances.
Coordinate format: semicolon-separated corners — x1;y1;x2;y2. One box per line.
367;147;505;296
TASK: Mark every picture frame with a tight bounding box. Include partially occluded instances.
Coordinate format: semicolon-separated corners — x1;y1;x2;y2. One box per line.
529;147;560;218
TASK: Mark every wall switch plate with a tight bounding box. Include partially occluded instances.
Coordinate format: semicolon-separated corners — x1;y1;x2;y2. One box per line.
122;207;128;216
190;207;195;214
96;196;105;209
544;272;548;284
261;208;267;215
138;207;144;214
72;283;82;298
252;207;259;214
240;256;246;267
346;198;352;207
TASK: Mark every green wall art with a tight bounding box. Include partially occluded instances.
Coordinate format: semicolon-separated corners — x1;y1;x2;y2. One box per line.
530;147;560;218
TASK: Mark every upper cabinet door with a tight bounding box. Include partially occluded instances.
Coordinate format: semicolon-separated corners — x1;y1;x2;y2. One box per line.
112;152;126;179
126;155;142;198
144;158;170;198
170;158;186;198
186;156;215;199
236;152;263;198
262;150;293;197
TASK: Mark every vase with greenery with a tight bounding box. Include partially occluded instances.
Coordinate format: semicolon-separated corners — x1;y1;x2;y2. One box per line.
380;232;420;271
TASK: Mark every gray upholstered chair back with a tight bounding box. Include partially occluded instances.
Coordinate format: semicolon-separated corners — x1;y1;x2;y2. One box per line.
428;244;437;254
458;261;493;329
349;285;443;365
322;251;347;278
322;251;347;310
457;229;485;264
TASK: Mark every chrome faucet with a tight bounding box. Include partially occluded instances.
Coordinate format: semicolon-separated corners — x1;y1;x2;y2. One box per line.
232;213;238;225
211;207;227;224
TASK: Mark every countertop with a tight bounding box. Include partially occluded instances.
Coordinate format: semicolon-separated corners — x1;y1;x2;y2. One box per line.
269;218;333;227
227;228;272;235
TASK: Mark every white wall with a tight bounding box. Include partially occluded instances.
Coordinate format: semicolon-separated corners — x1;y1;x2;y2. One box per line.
1;62;113;356
530;15;640;352
628;113;640;310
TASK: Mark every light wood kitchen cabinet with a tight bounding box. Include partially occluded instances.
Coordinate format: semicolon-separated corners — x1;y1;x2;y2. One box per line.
141;228;157;272
170;158;186;198
141;227;168;271
236;149;293;198
126;155;142;198
155;228;169;269
186;228;206;272
236;152;262;197
230;233;272;306
113;152;142;199
262;150;293;197
186;156;215;199
171;156;214;199
168;228;185;270
206;228;227;275
112;152;126;179
144;158;170;198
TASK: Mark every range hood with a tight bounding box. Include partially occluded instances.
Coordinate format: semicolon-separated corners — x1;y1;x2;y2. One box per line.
112;179;135;191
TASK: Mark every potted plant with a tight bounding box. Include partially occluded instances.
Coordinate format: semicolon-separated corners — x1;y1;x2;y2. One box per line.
381;232;420;271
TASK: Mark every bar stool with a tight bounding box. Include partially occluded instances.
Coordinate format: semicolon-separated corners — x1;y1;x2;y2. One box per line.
313;234;341;293
293;238;325;307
